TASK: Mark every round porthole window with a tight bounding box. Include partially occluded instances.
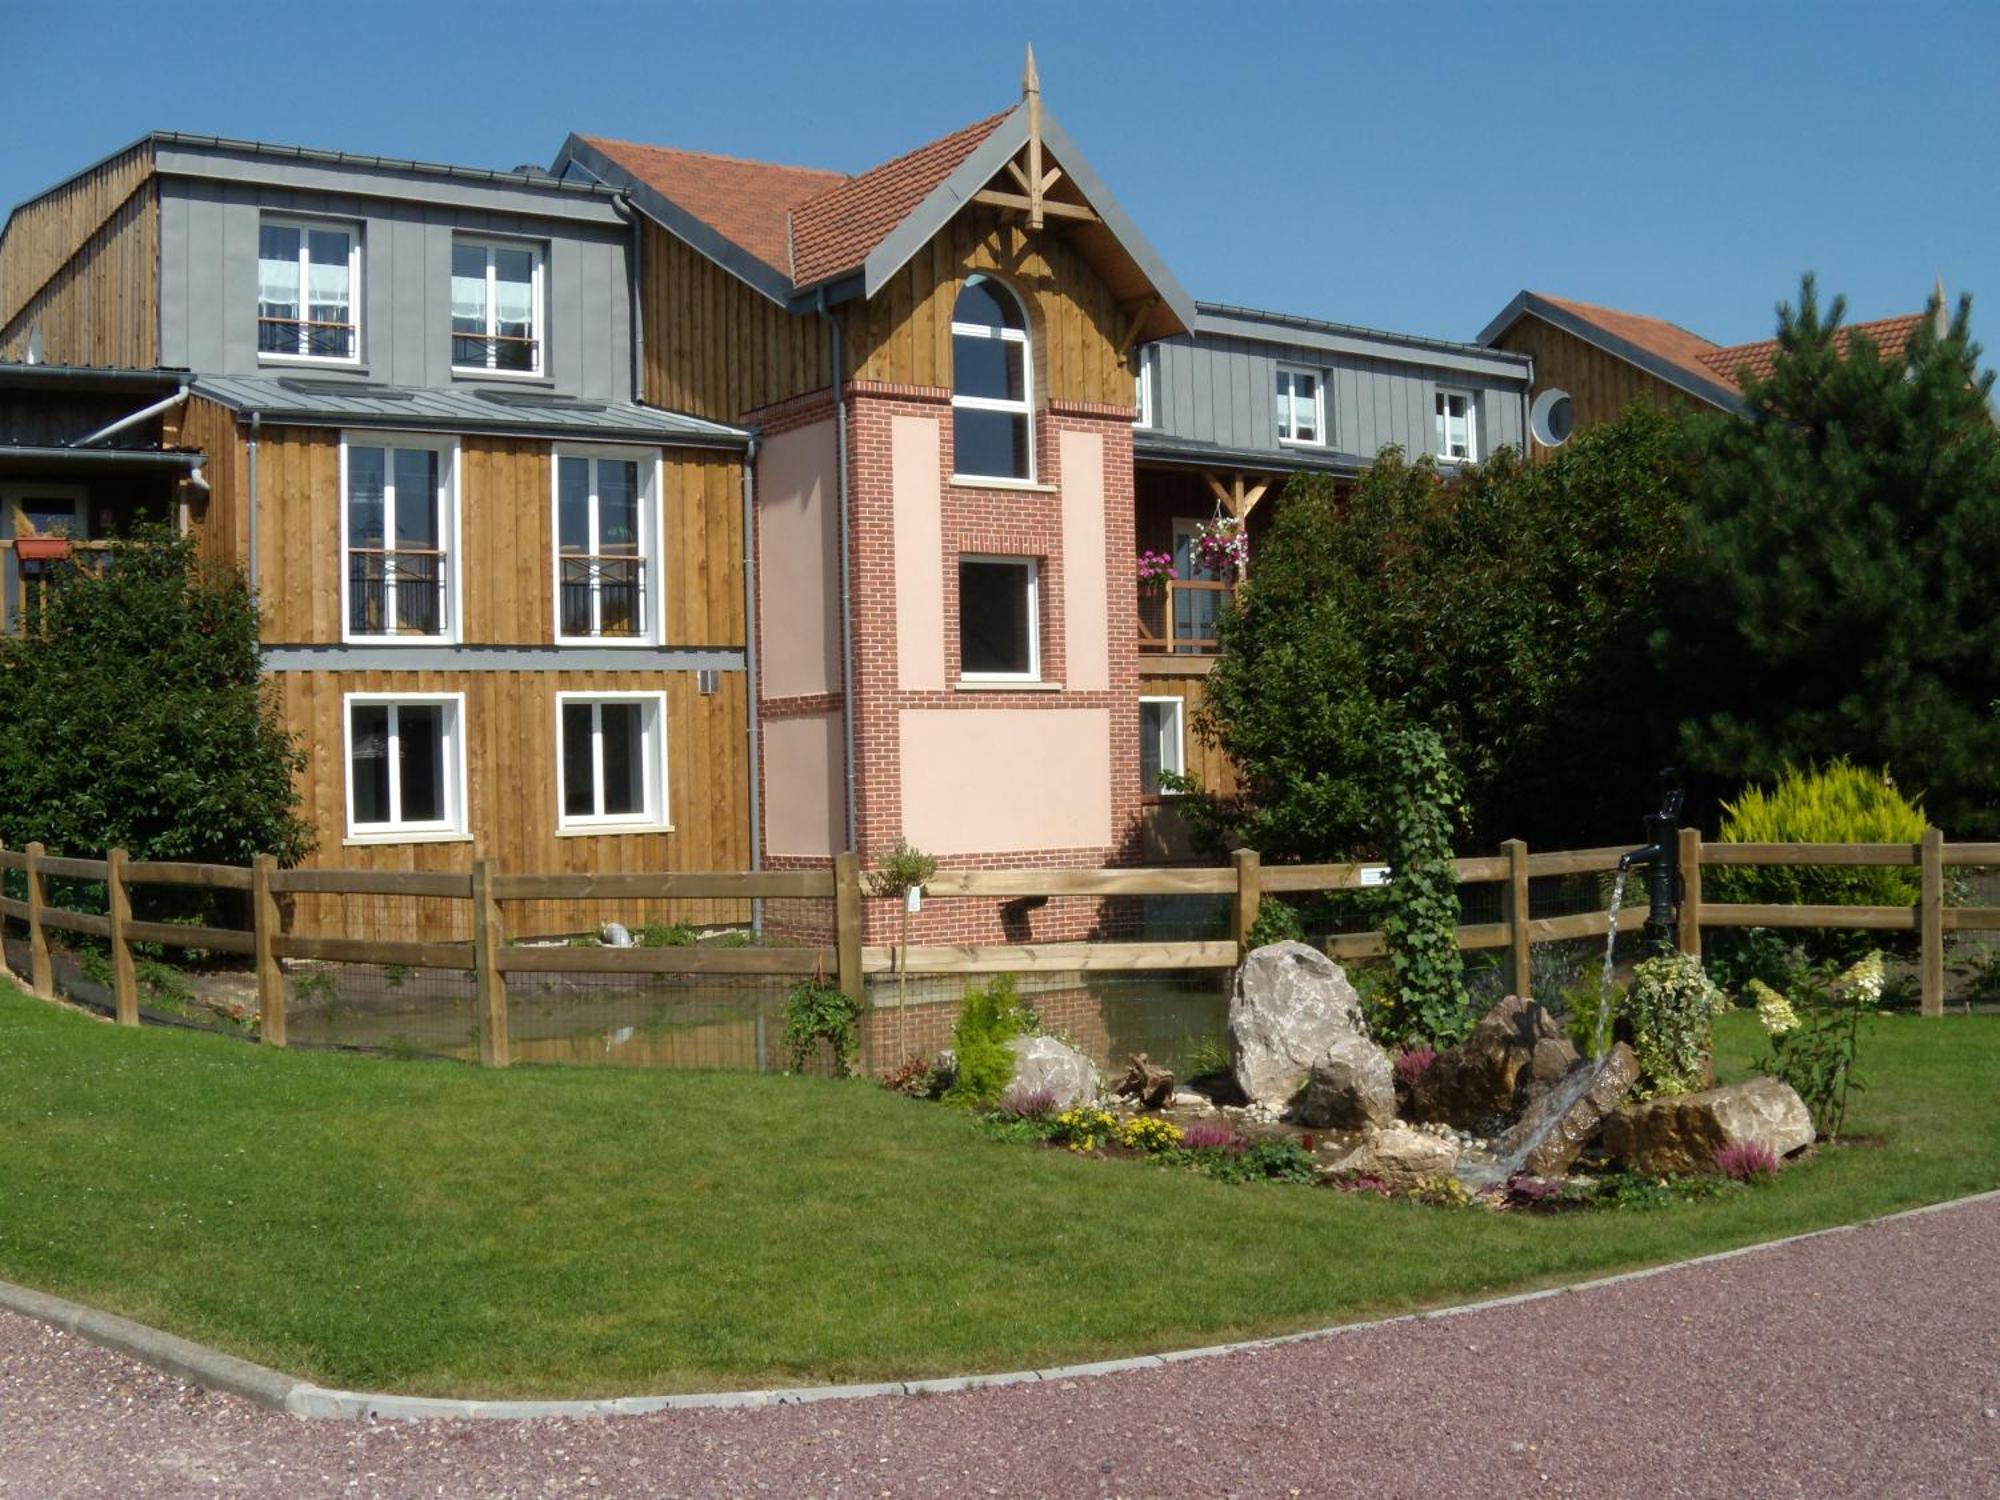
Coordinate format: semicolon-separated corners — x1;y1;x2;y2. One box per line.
1531;388;1575;447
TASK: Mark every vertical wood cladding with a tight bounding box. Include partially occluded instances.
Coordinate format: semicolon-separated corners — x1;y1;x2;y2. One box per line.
273;667;750;937
640;223;830;423
842;205;1132;407
1494;316;1716;449
194;424;742;648
0;143;158;367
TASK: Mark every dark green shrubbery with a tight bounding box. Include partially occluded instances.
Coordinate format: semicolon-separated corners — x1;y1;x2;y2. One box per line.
0;525;311;867
944;975;1036;1108
1375;726;1471;1046
781;975;863;1077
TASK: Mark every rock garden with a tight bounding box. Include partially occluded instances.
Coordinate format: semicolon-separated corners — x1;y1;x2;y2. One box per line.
883;936;1870;1213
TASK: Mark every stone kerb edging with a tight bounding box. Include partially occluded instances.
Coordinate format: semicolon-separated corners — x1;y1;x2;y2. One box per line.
6;1188;1996;1423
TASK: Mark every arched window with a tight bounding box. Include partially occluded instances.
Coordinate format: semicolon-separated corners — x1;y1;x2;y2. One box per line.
951;273;1033;480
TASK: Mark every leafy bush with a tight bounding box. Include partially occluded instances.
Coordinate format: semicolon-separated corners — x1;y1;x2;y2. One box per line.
1246;895;1304;948
0;525;311;869
1201;1138;1316;1185
1714;1141;1780;1183
1409;1175;1477;1209
878;1054;938;1098
1587;1170;1728;1210
1625;952;1728;1097
866;837;939;899
1706;760;1927;986
1754;952;1881;1141
638;922;699;948
781;977;862;1077
943;976;1034;1108
1374;726;1470;1045
1561;967;1626;1057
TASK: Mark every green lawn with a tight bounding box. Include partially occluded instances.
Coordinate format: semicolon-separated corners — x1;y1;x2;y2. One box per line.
0;981;1995;1399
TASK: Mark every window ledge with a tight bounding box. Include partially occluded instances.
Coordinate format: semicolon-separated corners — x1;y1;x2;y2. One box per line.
955;679;1064;693
1278;437;1326;449
451;368;554;386
260;356;367;374
556;822;675;838
343;636;459;647
552;636;660;649
949;475;1057;493
342;830;473;847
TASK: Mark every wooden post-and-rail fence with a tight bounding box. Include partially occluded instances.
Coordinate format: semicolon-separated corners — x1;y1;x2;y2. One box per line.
0;832;1980;1067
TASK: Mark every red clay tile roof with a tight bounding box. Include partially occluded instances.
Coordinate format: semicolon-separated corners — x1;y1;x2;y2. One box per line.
579;136;846;277
1698;313;1927;388
1536;293;1728;395
789;108;1015;290
1535;295;1929;401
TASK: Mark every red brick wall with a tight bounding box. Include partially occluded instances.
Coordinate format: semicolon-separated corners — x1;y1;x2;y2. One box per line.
749;379;1149;947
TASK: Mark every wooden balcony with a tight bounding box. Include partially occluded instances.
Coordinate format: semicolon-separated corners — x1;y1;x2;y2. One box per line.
1137;578;1233;655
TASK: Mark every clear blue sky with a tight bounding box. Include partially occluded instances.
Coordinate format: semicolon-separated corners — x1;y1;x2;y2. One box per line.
5;0;1993;348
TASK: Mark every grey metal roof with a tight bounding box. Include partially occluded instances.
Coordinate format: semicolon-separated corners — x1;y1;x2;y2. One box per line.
189;376;749;448
149;130;608;194
1196;301;1533;379
1135;431;1368;478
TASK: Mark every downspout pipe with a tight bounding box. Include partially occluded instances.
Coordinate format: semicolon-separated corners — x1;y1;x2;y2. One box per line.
740;432;764;931
246;411;262;606
816;292;859;855
73;381;188;447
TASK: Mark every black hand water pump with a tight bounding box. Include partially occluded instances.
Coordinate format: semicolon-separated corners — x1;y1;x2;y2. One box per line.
1616;768;1684;954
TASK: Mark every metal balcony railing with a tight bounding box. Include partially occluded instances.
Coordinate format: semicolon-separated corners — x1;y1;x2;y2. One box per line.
451;331;540;373
349;549;446;637
558;554;645;638
258;316;356;359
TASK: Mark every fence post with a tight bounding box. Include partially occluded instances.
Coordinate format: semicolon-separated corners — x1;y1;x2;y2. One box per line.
1677;827;1703;960
24;841;52;998
834;850;864;1005
1500;839;1531;997
471;858;510;1067
1920;826;1944;1018
105;847;138;1026
1231;848;1261;954
252;854;286;1047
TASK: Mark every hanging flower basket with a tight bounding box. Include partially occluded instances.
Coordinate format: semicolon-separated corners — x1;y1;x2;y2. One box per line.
1135;549;1176;586
1192;516;1248;575
14;536;72;562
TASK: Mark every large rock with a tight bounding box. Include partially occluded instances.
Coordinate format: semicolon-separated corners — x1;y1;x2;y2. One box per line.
1414;995;1579;1128
1296;1032;1397;1130
1489;1042;1642;1178
1229;942;1367;1108
1005;1034;1099;1110
1602;1078;1815;1175
1321;1123;1460;1191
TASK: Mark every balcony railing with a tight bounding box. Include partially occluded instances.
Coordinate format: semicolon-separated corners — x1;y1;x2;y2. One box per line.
1138;578;1233;655
258;316;356;359
558;554;646;639
349;549;446;637
451;331;540;373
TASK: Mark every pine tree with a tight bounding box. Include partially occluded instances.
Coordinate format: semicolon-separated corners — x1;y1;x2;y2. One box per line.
1655;275;2000;834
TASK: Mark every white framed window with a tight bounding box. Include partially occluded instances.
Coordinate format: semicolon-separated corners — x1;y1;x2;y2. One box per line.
1530;387;1575;448
452;237;545;375
951;273;1034;481
1134;345;1155;428
958;555;1040;681
343;693;468;842
552;446;660;643
1435;388;1477;462
257;216;360;363
340;433;459;642
1139;697;1185;796
556;691;671;832
1276;365;1323;445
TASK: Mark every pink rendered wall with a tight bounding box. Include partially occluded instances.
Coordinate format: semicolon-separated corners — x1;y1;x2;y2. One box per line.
764;711;843;857
756;418;839;700
892;414;946;691
1059;428;1108;691
897;707;1112;855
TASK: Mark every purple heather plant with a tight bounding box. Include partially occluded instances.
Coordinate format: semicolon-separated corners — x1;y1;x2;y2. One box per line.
997;1086;1059;1121
1394;1045;1438;1092
1504;1172;1568;1209
1334;1173;1393;1196
1179;1120;1246;1152
1714;1140;1781;1183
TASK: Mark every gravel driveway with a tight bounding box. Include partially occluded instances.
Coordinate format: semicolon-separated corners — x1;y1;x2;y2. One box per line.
2;1197;1996;1499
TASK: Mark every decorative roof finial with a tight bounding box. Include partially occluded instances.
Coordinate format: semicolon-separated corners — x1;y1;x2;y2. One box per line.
1935;273;1949;337
1023;43;1040;100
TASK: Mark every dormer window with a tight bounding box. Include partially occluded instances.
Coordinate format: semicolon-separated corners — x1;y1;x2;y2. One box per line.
951;273;1033;481
1435;388;1477;462
258;218;359;362
452;238;543;375
1276;365;1323;445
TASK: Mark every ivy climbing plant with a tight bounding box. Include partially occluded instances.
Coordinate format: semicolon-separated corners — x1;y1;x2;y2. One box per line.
1375;725;1470;1046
